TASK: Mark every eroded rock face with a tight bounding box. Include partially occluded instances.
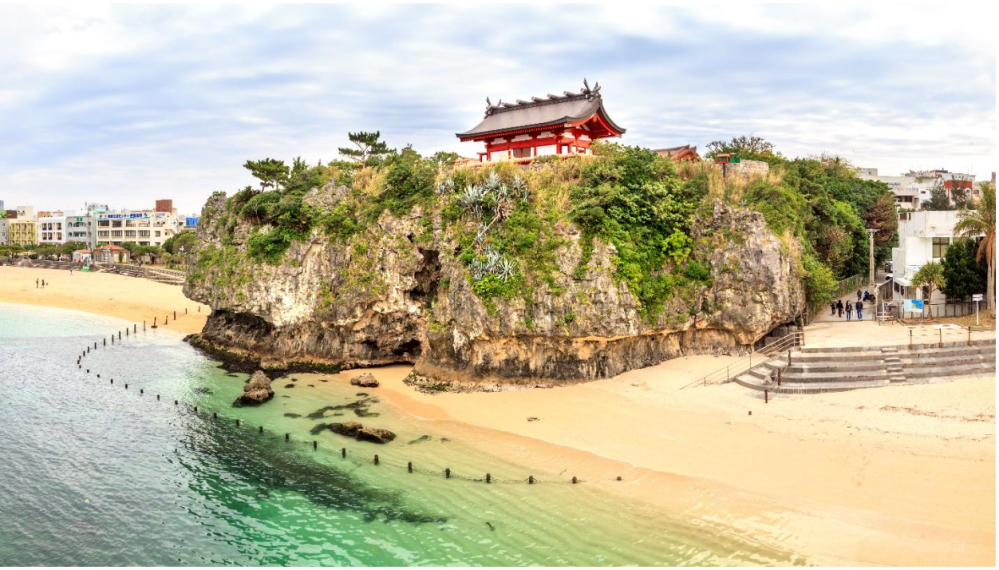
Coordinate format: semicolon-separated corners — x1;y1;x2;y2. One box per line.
187;188;804;390
233;370;274;406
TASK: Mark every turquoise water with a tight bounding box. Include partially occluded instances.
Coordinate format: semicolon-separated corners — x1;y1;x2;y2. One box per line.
0;303;799;566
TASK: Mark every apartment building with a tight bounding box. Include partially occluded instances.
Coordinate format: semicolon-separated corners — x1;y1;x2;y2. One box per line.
95;209;181;247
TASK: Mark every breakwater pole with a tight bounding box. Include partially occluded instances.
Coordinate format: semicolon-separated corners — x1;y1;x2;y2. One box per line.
76;326;582;487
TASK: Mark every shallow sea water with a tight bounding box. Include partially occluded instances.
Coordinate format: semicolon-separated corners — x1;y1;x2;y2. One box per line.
0;302;800;566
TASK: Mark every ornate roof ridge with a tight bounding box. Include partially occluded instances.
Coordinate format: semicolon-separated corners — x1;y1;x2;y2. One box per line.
484;78;602;117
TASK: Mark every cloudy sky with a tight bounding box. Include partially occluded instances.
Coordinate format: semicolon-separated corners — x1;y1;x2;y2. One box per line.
1;4;995;214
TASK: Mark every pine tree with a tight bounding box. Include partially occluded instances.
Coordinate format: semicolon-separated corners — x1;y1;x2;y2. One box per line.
338;131;391;164
243;158;290;192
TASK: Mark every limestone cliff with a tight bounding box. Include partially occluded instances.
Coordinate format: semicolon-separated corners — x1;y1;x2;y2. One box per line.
185;171;805;389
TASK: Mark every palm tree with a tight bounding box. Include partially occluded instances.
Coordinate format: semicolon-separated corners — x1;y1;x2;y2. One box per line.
954;182;996;316
913;261;946;318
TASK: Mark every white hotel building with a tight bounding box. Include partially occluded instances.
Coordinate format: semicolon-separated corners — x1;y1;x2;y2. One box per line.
95;210;182;247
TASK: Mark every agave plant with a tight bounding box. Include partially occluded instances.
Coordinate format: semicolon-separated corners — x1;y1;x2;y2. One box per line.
435;177;455;195
485;171;501;192
474;222;489;244
496;258;516;281
457;184;487;217
483;245;502;270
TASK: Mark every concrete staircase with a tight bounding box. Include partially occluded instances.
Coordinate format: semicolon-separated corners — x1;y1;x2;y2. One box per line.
735;338;995;394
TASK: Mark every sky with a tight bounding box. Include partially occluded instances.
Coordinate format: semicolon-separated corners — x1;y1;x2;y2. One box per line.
0;4;995;214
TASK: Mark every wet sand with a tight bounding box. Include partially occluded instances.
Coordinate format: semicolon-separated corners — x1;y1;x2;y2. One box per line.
0;266;208;334
3;264;993;565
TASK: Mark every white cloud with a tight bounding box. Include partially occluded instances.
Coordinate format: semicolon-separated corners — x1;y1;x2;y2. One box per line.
0;4;994;214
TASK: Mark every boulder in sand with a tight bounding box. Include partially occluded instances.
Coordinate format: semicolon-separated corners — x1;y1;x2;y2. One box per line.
233;370;274;407
350;373;379;388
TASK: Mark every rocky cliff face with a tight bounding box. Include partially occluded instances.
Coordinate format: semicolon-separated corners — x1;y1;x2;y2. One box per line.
185;184;804;389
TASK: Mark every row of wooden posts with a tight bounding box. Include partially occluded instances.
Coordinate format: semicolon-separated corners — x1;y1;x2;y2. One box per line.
76;312;579;486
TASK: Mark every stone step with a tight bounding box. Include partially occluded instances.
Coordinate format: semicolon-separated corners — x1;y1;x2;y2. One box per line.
782;369;893;382
788;361;891;373
734;375;891;393
903;362;996;380
794;344;994;363
798;339;995;356
899;354;995;368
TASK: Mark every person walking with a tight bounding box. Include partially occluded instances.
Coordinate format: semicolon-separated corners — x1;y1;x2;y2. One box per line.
837;299;844;318
830;300;837;316
857;289;862;302
856;299;863;320
845;300;853;321
36;278;39;289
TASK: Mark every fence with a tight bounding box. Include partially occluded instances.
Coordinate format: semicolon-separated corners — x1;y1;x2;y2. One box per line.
897;301;976;323
682;330;804;389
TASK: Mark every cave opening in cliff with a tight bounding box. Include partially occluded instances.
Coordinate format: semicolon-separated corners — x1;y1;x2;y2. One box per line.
411;248;441;303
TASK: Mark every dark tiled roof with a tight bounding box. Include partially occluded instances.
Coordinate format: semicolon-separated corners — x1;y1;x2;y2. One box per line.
457;82;625;139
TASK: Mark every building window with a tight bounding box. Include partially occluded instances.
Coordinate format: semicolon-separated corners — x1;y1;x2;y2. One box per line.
932;237;950;259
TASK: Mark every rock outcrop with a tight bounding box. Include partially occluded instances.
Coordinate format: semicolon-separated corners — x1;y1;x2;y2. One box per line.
187;186;805;391
233;370;274;406
350;373;380;388
328;421;396;444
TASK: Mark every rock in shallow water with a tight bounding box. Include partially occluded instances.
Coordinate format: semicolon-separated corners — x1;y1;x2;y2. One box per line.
328;421;395;444
233;370;274;407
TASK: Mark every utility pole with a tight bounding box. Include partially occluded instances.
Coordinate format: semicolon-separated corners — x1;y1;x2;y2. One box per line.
867;228;878;292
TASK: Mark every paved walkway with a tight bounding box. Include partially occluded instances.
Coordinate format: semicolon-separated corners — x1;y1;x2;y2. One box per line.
806;288;995;349
813;287;882;324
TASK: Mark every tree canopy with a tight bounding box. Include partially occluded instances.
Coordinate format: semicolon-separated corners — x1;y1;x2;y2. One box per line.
243;158;290;192
338;131;391;164
940;238;988;300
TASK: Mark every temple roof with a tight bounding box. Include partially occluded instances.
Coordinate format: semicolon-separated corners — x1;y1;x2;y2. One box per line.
457;81;625;140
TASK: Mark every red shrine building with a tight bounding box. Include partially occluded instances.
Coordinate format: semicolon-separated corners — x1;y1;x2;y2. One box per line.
457;80;626;163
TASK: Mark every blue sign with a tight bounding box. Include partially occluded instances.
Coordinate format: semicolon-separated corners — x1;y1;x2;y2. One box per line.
903;299;924;313
185;217;199;227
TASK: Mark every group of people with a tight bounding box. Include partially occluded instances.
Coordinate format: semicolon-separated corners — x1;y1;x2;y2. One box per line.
830;289;876;321
35;278;48;289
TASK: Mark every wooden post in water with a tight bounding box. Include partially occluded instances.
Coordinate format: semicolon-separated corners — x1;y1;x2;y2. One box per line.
445;468;451;479
485;473;491;483
313;441;317;450
528;475;535;484
152;317;157;329
408;461;413;473
572;476;578;484
374;454;379;465
174;311;177;320
285;433;289;442
764;390;768;404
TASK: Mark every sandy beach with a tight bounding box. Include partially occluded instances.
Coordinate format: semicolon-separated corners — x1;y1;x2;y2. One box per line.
0;266;208;335
2;265;993;565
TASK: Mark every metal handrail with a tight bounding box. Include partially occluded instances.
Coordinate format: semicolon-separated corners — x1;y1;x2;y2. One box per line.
682;331;804;389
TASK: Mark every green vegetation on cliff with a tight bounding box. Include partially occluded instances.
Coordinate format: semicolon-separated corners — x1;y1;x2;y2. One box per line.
193;133;897;319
